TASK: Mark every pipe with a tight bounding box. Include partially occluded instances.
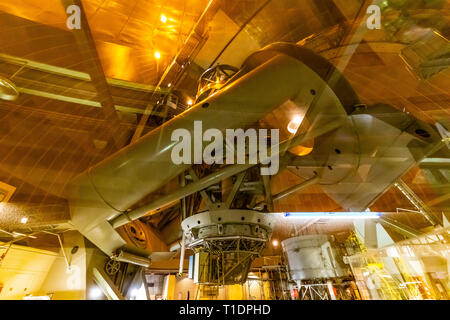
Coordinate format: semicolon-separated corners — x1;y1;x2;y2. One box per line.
42;231;71;271
180;173;187;220
110;119;343;228
252;171;319;210
178;232;186;276
262;174;274;212
115;250;151;268
273;176;320;202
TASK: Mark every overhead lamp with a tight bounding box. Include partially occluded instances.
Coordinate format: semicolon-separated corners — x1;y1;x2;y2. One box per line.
282;212;382;219
160;14;168;23
168;83;172;88
20;217;28;224
89;287;102;299
154;51;161;59
272;239;279;247
187;99;193;106
287;115;303;134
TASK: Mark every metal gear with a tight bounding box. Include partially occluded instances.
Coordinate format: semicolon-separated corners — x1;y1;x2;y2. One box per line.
105;258;121;276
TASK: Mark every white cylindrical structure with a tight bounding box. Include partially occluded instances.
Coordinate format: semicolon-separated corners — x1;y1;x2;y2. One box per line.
282;235;349;281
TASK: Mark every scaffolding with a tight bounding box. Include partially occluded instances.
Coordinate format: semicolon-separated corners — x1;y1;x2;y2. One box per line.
347;226;450;300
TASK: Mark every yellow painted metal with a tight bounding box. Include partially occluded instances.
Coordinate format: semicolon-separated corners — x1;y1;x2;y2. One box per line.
262;272;272;300
163;274;176;300
0;243;57;299
0;181;16;203
347;226;450;300
228;284;244;300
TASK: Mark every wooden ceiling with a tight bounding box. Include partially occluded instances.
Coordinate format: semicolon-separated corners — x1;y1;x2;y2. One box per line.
0;0;449;244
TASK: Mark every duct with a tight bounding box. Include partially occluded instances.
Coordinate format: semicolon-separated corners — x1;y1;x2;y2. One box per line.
115;250;151;268
68;43;359;257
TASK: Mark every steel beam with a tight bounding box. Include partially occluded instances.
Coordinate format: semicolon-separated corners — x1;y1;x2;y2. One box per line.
273;176;320;202
377;216;423;238
130;0;216;142
395;179;441;226
61;0;127;149
261;174;274;211
224;171;247;209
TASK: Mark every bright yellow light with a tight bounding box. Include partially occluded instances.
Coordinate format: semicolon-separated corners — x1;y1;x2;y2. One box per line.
154;51;161;59
168;83;172;88
187;99;193;106
272;239;279;247
20;217;28;224
160;14;168;23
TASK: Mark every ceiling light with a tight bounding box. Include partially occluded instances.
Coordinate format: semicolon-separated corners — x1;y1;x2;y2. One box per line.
187;99;193;106
160;14;168;23
168;83;172;88
20;217;28;224
282;212;382;219
154;51;161;59
272;239;279;247
287;115;303;134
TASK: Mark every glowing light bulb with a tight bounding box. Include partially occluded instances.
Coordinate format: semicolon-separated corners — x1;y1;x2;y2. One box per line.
90;287;102;299
160;14;167;23
272;239;279;247
287;115;303;134
20;217;28;224
154;51;161;59
187;99;193;106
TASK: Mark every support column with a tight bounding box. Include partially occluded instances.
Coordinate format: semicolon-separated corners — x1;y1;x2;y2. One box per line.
263;273;271;300
163;275;176;300
327;281;337;300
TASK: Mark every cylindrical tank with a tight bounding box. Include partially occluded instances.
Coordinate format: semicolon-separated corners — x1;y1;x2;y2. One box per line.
282;235;349;281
